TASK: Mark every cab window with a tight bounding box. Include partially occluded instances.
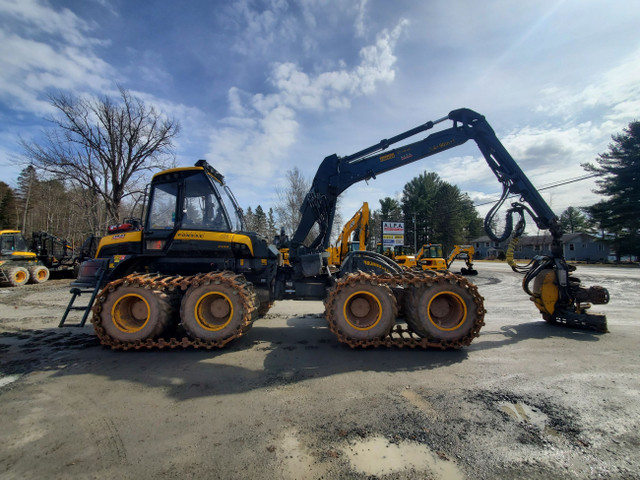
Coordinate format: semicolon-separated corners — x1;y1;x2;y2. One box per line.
183;174;230;231
1;234;27;253
147;182;178;230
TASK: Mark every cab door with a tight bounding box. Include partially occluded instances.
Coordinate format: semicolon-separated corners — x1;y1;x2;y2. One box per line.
143;180;180;254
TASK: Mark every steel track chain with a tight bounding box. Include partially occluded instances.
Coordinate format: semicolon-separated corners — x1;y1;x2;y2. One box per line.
91;272;258;350
324;270;486;349
91;270;485;350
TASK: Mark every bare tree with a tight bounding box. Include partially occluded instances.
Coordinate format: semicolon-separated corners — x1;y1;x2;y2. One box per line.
274;167;309;236
274;167;343;245
21;87;180;228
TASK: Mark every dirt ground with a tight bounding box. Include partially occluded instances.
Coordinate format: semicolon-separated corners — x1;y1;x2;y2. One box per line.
0;262;639;479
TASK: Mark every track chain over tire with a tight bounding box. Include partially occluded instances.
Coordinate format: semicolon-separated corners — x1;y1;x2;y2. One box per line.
324;270;486;349
91;272;258;350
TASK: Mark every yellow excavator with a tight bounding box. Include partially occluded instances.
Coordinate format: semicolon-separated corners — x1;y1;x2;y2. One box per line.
278;202;370;267
418;244;477;275
327;202;369;266
393;243;477;275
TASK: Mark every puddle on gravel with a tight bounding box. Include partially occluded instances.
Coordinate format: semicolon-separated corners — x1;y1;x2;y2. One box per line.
279;429;317;479
0;374;20;388
343;435;464;479
499;401;560;437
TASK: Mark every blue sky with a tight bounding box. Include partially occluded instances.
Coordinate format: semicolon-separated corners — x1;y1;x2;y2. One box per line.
1;0;639;229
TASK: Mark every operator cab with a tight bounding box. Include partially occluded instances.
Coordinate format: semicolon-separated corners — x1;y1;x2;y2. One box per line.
144;160;244;252
146;161;243;233
421;244;443;259
0;230;32;258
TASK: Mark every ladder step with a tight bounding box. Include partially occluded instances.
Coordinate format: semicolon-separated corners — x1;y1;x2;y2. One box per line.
59;269;106;328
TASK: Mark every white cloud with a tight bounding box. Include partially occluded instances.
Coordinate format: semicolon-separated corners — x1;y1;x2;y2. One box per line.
0;0;115;115
228;0;297;56
535;47;640;124
0;0;104;47
354;0;369;37
206;19;409;192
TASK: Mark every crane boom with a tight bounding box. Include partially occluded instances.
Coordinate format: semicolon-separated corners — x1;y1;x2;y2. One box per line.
291;108;558;255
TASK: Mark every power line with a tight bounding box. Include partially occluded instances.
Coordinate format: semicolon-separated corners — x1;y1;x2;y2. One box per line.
473;173;598;207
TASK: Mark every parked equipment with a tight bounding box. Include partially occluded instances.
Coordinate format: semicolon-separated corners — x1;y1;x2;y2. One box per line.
393;244;477;275
417;244;477;275
0;230;50;286
30;231;77;273
68;108;610;350
327;202;370;266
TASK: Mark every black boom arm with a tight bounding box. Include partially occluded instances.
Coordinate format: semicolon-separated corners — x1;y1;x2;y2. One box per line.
291;108;560;256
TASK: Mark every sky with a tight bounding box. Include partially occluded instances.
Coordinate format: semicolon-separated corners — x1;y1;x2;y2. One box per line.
1;0;639;235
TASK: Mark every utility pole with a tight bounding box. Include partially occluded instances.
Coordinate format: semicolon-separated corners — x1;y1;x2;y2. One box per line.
412;212;417;253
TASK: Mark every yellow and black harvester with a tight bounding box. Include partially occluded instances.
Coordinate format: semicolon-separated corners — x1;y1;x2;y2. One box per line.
69;108;609;350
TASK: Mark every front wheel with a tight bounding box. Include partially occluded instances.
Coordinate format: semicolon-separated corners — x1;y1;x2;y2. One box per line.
4;266;29;287
98;285;173;342
326;278;396;341
404;277;480;342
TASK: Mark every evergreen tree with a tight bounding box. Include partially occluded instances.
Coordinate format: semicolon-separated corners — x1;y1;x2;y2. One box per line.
253;205;268;238
399;171;482;252
0;182;18;229
267;208;277;241
582;121;640;258
558;206;590;234
244;206;255;232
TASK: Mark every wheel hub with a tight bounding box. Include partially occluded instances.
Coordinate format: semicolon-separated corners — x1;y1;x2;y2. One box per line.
196;292;233;331
428;292;466;330
112;294;150;333
345;292;381;330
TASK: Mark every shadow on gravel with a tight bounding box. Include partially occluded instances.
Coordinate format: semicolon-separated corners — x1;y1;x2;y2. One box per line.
1;314;470;400
471;320;604;351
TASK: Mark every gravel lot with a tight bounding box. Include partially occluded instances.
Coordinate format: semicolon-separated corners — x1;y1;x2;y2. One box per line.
1;262;639;479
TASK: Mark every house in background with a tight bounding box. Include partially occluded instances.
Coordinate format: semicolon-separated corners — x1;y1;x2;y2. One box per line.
471;232;608;262
470;236;509;259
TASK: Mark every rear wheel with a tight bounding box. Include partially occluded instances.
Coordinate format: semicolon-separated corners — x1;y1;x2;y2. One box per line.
327;279;396;341
28;265;50;284
98;285;173;342
180;277;254;342
257;301;274;318
404;277;478;342
4;266;29;287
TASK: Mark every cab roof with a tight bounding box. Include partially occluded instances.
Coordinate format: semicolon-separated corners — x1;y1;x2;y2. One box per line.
152;160;225;184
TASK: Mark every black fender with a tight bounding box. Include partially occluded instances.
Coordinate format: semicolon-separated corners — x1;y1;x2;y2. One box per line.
339;251;404;277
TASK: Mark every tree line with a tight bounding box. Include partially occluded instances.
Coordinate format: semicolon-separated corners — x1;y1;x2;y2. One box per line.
0;88;637;260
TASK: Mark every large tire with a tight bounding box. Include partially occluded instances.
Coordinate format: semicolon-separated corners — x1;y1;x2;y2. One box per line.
28;265;50;284
179;278;252;342
99;285;173;342
4;266;29;287
257;301;274;318
404;277;478;342
327;280;396;341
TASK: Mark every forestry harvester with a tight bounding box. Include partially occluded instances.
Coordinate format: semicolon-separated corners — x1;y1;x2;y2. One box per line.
66;108;610;349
